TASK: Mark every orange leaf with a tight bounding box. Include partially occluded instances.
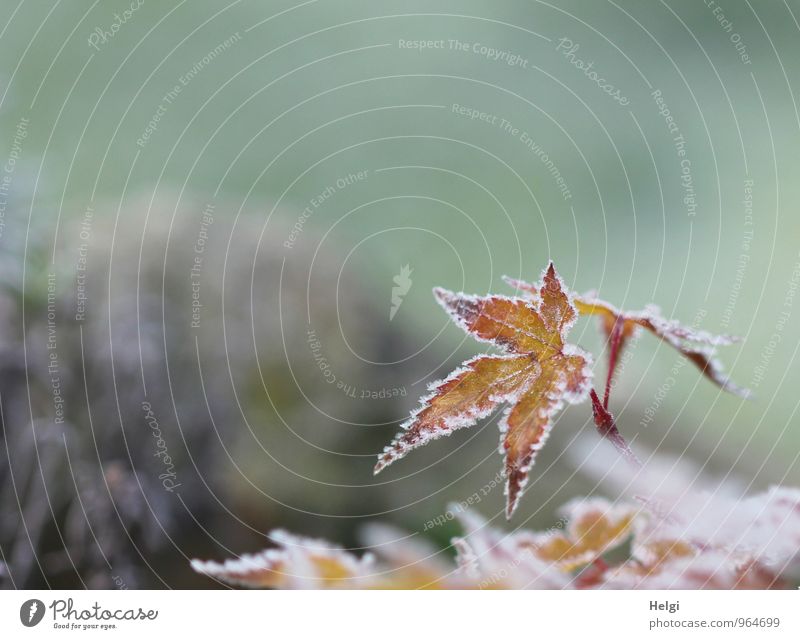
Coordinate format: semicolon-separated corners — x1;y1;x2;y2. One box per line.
190;530;373;589
375;262;592;517
530;498;639;571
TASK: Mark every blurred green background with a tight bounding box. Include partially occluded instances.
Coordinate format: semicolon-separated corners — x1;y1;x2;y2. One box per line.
0;0;798;587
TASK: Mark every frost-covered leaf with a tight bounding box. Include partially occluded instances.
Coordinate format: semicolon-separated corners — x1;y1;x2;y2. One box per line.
645;486;800;571
192;525;469;590
630;537;697;571
504;278;749;398
452;506;571;589
572;439;800;577
190;486;800;589
603;550;784;589
375;263;592;517
531;498;639;571
190;530;374;589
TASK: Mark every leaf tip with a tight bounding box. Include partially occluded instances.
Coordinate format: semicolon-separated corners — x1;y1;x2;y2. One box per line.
432;286;455;307
732;385;754;401
503;464;528;519
505;499;518;520
373;451;394;475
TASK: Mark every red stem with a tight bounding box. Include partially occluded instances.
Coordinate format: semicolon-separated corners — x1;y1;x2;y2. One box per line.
603;318;624;410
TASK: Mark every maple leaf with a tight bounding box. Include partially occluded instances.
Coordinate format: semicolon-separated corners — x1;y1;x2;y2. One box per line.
504;277;749;399
603;550;785;589
192;524;470;590
529;498;639;571
190;530;374;589
374;263;592;517
452;505;571;589
190;481;800;590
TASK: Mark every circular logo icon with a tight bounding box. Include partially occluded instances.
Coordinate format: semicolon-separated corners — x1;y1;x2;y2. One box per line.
20;599;45;627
